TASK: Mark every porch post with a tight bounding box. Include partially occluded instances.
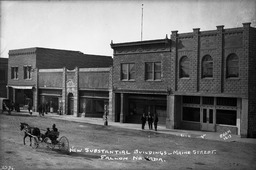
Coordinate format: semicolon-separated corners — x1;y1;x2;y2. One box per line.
120;93;124;123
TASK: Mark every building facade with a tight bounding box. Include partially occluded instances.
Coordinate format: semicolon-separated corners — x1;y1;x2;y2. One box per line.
111;23;256;138
110;38;172;124
0;58;8;98
7;47;112;115
38;67;111;117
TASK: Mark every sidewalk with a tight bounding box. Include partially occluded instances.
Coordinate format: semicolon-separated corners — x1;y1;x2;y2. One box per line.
21;110;256;144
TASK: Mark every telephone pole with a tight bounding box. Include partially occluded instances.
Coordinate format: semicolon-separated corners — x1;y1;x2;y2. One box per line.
141;4;144;41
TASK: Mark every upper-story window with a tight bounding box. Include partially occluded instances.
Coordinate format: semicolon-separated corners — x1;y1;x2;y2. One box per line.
226;53;239;78
202;55;213;78
11;67;18;79
121;63;135;81
180;56;190;78
145;62;161;80
24;65;32;79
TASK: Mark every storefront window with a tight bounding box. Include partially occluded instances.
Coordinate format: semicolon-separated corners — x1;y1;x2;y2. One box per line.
217;97;237;106
183;96;200;104
182;107;200;122
202;97;214;105
79;98;105;117
95;100;104;114
216;110;236;126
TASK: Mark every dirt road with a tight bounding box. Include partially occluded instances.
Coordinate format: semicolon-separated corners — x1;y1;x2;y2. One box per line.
0;112;256;170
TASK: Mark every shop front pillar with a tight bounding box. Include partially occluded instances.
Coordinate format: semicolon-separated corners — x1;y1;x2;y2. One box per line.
240;98;248;137
62;67;67;115
108;89;114;122
6;86;9;99
12;88;16;103
166;95;175;129
120;93;124;123
74;67;79;117
33;87;38;112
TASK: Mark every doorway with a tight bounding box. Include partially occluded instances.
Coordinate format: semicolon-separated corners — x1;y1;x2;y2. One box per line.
201;108;215;131
68;93;74;115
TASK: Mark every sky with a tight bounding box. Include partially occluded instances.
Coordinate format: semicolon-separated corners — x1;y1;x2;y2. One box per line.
0;0;255;58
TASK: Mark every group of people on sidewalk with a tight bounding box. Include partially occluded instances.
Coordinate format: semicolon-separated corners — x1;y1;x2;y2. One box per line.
38;103;50;116
141;112;158;131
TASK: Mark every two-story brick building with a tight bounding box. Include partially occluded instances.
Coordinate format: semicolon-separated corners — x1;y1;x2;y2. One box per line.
110;38;172;125
111;23;256;138
7;47;113;116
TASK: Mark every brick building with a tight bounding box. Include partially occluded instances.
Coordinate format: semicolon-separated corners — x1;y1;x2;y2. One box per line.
0;58;8;98
111;23;256;138
7;47;112;115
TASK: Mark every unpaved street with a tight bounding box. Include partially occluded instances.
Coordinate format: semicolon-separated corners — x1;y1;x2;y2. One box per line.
0;112;256;170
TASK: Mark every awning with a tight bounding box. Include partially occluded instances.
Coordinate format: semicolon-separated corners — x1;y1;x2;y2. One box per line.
8;85;34;89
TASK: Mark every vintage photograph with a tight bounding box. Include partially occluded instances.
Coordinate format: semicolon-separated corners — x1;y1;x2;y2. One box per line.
0;0;256;169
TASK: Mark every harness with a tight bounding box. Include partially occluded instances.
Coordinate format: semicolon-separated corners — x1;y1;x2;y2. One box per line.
22;125;36;137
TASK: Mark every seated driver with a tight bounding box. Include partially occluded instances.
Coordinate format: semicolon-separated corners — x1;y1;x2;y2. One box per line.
52;124;58;132
50;124;59;143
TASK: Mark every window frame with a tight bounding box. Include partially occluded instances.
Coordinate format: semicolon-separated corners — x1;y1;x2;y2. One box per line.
11;67;18;79
226;53;239;78
179;56;190;78
202;55;213;78
145;62;162;81
23;65;32;80
121;63;135;81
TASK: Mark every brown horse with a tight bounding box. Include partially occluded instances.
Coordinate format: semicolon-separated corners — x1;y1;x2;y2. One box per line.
20;122;41;146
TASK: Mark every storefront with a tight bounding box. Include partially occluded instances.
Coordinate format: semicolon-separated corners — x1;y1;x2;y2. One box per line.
180;96;239;134
7;86;34;110
79;90;109;118
115;93;167;124
38;89;62;113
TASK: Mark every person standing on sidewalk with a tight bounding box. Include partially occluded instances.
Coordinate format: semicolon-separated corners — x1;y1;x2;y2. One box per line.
141;113;146;130
38;103;44;116
103;104;108;126
153;113;159;131
147;113;153;130
28;99;33;115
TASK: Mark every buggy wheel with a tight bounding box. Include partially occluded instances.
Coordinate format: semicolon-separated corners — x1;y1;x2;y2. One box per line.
43;137;55;149
58;136;69;153
31;137;39;149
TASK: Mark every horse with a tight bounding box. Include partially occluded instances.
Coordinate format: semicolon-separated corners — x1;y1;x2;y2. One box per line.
20;122;41;146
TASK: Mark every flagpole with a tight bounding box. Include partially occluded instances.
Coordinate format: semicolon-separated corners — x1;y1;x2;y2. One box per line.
141;4;143;41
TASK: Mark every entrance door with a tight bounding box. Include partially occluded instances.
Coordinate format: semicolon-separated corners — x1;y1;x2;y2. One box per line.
201;108;215;131
68;93;74;115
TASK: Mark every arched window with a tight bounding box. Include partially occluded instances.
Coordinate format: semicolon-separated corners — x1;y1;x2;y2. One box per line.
180;56;189;78
226;54;239;78
202;55;213;78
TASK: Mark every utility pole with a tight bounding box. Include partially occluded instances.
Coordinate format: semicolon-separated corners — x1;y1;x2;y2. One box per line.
141;4;144;41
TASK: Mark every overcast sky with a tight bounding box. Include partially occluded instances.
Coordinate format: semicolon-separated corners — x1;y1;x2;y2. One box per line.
1;0;255;58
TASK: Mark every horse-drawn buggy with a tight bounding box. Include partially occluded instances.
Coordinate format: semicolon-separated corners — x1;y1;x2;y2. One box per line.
20;123;69;153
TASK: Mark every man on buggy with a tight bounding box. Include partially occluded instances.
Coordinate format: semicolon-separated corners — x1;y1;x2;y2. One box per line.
42;124;59;144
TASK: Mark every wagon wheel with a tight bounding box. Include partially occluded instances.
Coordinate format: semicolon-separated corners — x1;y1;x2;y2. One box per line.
43;137;55;149
58;136;69;153
31;137;39;149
